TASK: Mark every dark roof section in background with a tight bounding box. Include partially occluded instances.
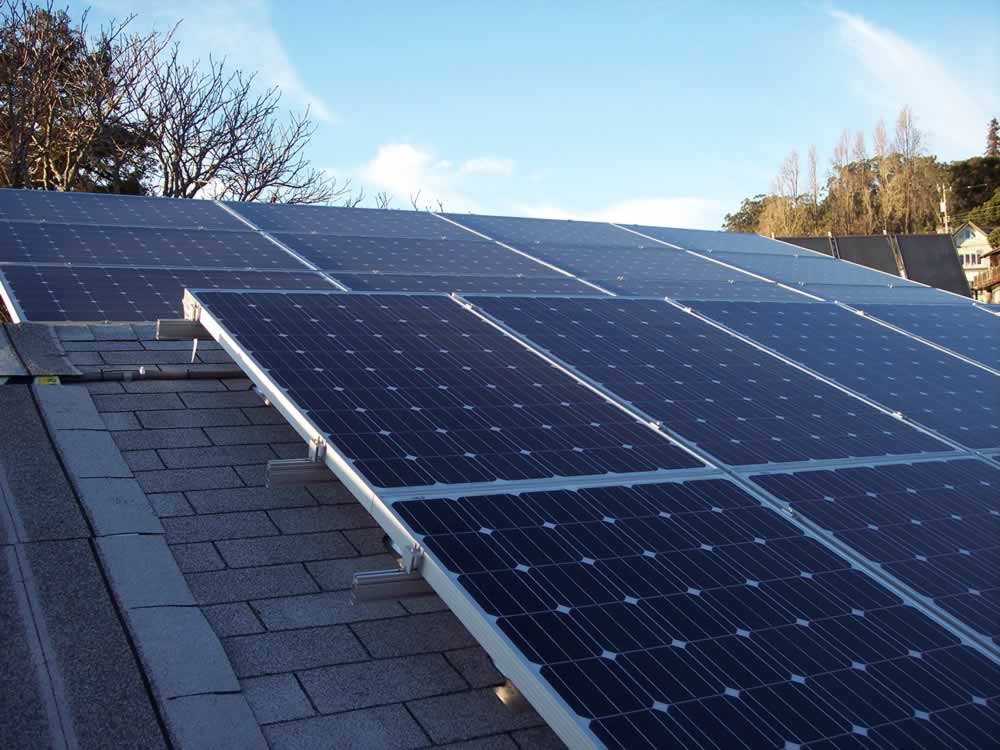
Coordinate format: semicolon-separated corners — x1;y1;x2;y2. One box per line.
775;236;834;256
832;235;900;276
897;234;975;296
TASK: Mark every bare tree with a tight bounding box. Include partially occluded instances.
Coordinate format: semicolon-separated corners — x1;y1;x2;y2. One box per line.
807;144;819;206
341;187;365;208
374;191;392;209
893;106;924;232
132;45;343;203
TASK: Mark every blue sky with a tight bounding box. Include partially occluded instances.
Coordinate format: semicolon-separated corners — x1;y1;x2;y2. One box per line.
84;1;999;228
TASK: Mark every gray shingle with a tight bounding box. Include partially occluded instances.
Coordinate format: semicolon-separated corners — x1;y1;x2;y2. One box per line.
123;449;166;471
243;406;288;425
268;505;374;534
172;542;226;573
32;383;105;430
128;606;238;697
52;429;132;479
265;705;428;750
510;727;567;750
122;379;228;393
158;444;275;469
205;424;299;445
92;392;186;412
308;482;358;505
113;426;211;450
215;531;354;568
251;590;404;630
351;611;478;658
98;535;194;608
196;349;236;364
401;595;450;615
148;492;194;517
75;477;163;536
305;554;397;591
163;511;278;544
180;390;263;409
141;339;220;351
138;409;249;429
202;603;265;637
102;411;142;431
186;564;317;605
186;485;315;514
68;350;104;365
342;527;389;555
234;464;266;486
241;674;315;725
55;324;95;341
90;324;140;340
298;654;465;713
103;350;198;365
62;340;143;351
441;736;519;750
164;694;267;750
224;625;367;677
83;381;125;394
407;688;543;744
445;648;504;689
136;466;244;493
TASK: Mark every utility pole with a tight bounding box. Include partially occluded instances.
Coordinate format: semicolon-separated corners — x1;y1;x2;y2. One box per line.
938;183;951;233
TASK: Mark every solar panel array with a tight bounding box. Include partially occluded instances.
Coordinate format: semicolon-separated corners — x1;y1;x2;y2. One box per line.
2;189;998;750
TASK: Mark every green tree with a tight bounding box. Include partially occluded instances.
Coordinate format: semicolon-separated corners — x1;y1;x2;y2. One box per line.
722;193;767;232
964;188;1000;227
987;118;999;158
988;227;1000;251
947;156;1000;216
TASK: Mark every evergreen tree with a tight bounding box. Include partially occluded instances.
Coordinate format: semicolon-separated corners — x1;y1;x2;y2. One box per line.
987;118;1000;158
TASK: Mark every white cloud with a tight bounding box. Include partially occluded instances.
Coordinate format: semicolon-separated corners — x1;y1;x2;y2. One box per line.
96;0;335;122
830;9;992;155
358;144;515;211
518;198;724;230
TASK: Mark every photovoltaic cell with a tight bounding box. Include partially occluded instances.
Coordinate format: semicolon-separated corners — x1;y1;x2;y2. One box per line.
0;265;335;322
191;291;702;488
0;222;305;269
443;213;650;249
227;202;474;240
471;297;947;465
395;477;1000;749
690;301;1000;450
855;303;1000;370
777;237;835;256
269;233;559;276
594;278;809;302
708;251;918;287
801;284;967;305
834;236;900;277
751;458;1000;645
333;273;595;295
628;225;811;257
0;188;243;230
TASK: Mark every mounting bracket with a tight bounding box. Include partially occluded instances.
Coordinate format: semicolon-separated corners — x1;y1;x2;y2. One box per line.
351;545;431;603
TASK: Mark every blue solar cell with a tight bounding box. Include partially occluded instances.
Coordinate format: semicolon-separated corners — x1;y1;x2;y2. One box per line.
690;301;1000;450
0;188;243;230
395;477;1000;749
191;291;702;488
470;297;948;465
705;251;920;287
0;265;335;322
594;278;809;301
227;202;474;239
627;225;812;256
443;213;649;248
801;283;968;304
269;233;558;276
855;303;1000;370
0;222;304;269
751;458;1000;645
333;273;595;295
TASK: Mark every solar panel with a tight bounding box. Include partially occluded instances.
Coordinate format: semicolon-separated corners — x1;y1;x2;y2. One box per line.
627;225;811;256
0;188;243;230
333;273;596;295
0;222;306;269
268;234;560;276
595;278;809;302
394;476;1000;749
833;236;900;277
751;458;1000;646
707;252;918;287
800;284;968;305
188;290;703;488
0;266;336;322
854;304;1000;370
469;297;949;466
443;213;650;248
896;235;971;297
227;202;474;240
688;301;1000;450
777;237;835;256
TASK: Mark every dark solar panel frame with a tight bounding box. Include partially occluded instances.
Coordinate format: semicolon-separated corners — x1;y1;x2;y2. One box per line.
800;283;970;305
332;272;601;295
